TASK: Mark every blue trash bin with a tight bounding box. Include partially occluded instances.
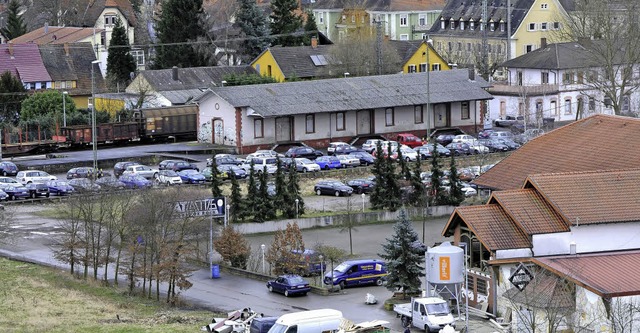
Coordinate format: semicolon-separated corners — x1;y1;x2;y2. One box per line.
212;264;220;279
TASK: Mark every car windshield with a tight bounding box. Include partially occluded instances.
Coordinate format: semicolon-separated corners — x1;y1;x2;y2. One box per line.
334;262;350;273
182;170;197;175
164;170;179;176
267;323;288;333
265;158;277;165
426;302;450;316
132;175;146;181
298;158;312;164
287;276;306;284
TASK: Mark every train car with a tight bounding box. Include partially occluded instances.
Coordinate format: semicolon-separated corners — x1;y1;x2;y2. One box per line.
133;105;198;141
62;122;140;146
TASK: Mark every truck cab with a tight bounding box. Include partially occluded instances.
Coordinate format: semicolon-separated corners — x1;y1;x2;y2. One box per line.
394;297;455;332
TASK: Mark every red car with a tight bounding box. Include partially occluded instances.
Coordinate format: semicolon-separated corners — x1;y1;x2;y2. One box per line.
396;133;424;148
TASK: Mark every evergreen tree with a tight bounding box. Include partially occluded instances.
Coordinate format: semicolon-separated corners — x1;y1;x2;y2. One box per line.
236;0;271;61
409;157;426;207
229;173;243;223
302;10;318;45
284;165;304;218
270;0;303;46
0;71;26;124
396;146;411;180
209;156;223;198
369;141;387;209
384;144;402;211
255;166;276;222
1;0;26;40
447;154;465;206
245;160;258;219
379;210;425;298
153;0;209;69
429;145;447;205
106;19;137;90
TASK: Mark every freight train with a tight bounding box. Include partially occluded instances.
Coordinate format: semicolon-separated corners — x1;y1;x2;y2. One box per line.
0;105;199;156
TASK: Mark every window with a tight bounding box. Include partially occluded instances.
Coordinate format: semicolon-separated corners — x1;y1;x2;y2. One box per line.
528;23;536;31
588;96;596;111
457;42;462;50
553;22;561;30
461;102;470;119
441;20;446;29
408;64;417;73
254;119;264;138
540;22;548;30
414;105;423;124
400;14;408;26
419;63;427;72
577;97;584;115
422;33;428;39
104;14;118;27
351;15;355;23
563;71;574;84
130;49;145;66
564;99;572;114
551;100;558;116
450;20;455;29
480;22;484;31
541;72;549;84
448;42;453;52
525;44;534;53
460;21;465;30
100;31;106;46
500;101;506;118
467;43;472;51
385;108;394;126
541;3;548;9
470;21;475;30
604;97;612;108
431;63;441;71
305;114;315;133
490;22;495;31
400;34;409;41
500;22;505;32
318;13;323;24
517;71;523;85
577;71;584;84
497;44;502;54
267;65;272;77
336;112;345;131
622;95;630;112
419;14;426;26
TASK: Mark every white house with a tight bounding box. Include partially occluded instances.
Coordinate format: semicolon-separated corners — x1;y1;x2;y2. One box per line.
192;69;492;153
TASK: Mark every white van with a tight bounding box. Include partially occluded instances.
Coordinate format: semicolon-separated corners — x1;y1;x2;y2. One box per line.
268;309;343;333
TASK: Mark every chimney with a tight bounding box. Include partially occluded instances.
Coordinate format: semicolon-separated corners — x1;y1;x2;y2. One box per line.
63;43;69;56
540;37;547;49
569;242;576;255
44;22;49;34
8;42;13;57
468;65;475;81
172;66;179;81
311;36;318;49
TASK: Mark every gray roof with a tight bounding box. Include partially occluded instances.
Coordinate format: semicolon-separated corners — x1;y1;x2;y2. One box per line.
161;89;209;105
500;41;601;70
312;0;445;11
203;69;492;117
266;45;334;79
138;66;257;92
39;43;105;94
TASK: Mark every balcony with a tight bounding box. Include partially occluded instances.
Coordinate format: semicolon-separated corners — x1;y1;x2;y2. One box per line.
412;24;431;32
488;82;560;96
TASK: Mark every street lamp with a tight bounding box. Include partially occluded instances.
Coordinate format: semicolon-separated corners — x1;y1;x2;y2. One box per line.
295;198;299;219
344;72;350;78
319;255;324;285
261;244;266;274
425;38;433;141
361;193;365;212
90;60;100;171
62;91;68;127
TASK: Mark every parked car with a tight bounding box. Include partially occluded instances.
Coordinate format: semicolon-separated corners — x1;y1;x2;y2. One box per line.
461;185;478;197
445;142;472;156
154;170;183;185
25;183;50;198
0;189;8;201
45;180;75;196
177;169;207;184
415;144;451;159
293;158;321;173
68;178;102;192
284;147;323;160
348;151;375;166
0;161;18;176
346;178;376;194
16;170;57;184
494;115;524;128
0;176;22;189
435;134;456;146
489;131;516;141
466;141;490;154
361;139;384;153
95;177;126;190
216;164;247;179
477;129;496;139
201;167;227;182
336;154;361;168
451;134;478;145
327;142;350;155
314;156;342;170
67;167;103;180
118;174;153;189
114;161;141;177
240;157;278;174
247;150;283;159
495;138;521;150
333;145;361;155
207;154;244;167
392;145;419;162
314;180;353;197
396;133;424;148
4;185;29;200
515;128;545;144
122;164;160;179
165;160;199;172
266;275;311;297
158;159;180;170
478;139;509;152
457;168;475;182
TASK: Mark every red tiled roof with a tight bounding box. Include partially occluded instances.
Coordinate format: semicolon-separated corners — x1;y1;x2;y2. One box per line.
525;169;640;226
0;43;51;82
11;27;104;45
534;250;640;297
443;205;531;251
489;189;569;234
474;114;640;190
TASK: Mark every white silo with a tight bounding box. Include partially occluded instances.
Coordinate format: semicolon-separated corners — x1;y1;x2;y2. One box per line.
425;242;465;315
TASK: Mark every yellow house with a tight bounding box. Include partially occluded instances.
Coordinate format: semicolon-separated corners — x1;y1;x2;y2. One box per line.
251;43;334;82
398;40;452;73
511;0;572;57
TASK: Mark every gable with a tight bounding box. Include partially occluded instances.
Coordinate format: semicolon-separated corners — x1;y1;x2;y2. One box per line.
0;43;51;83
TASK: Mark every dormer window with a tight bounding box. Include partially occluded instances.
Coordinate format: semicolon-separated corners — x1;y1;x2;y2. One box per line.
441;18;446;29
490;21;495;31
460;20;465;30
104;14;118;27
450;18;455;29
470;20;475;30
500;22;505;32
480;20;484;31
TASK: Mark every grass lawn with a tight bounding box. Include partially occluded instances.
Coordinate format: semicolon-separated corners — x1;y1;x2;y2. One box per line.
0;258;214;332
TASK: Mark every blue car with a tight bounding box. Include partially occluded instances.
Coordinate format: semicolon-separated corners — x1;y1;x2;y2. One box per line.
314;156;342;170
45;180;75;196
349;151;375;166
118;174;152;189
4;185;30;200
177;169;206;184
266;274;311;297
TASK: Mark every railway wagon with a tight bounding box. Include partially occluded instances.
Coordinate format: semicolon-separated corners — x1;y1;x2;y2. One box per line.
133;105;198;140
62;122;140;146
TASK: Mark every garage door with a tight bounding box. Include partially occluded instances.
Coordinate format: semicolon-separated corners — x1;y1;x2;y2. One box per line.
357;110;372;135
275;117;292;142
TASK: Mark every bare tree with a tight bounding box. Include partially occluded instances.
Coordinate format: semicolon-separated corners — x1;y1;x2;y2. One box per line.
266;222;306;275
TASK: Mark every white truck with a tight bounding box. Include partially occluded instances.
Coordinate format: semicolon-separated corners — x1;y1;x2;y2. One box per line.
393;297;456;332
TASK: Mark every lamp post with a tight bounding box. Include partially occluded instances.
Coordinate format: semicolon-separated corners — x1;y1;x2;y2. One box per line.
295;198;299;219
361;193;365;212
62;91;68;127
261;244;266;274
319;254;324;285
90;60;100;171
425;38;433;141
344;72;350;78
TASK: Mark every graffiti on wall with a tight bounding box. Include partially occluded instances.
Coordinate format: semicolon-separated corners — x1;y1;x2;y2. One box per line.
198;120;213;143
198;119;235;146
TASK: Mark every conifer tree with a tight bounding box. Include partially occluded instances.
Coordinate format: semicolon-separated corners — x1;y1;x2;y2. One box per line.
396;147;411;180
379;210;425;298
409;157;426;206
385;144;402;211
369;142;387;209
236;0;271;61
229;172;243;223
0;71;26;124
209;156;223;198
447;154;465;206
273;157;288;214
429;145;447;205
106;19;137;90
153;0;209;69
255;166;275;222
1;0;26;40
270;0;303;46
245;160;258;219
284;165;304;218
302;10;318;45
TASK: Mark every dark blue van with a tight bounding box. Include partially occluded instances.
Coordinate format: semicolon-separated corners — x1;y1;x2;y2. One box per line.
323;259;387;289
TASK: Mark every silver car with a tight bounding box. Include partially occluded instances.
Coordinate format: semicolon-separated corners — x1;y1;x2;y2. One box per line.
122;165;160;179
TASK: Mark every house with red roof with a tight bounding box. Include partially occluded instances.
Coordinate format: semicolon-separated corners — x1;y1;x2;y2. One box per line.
0;43;52;90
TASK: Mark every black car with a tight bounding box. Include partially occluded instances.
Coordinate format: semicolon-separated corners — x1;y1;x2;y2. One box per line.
25;183;50;198
284;147;323;160
0;161;18;176
346;178;376;194
216;164;247;179
479;139;509;152
165;160;199;172
266;275;311;297
348;151;375;166
314;180;353;197
332;145;361;156
114;161;140;177
159;159;181;170
435;134;456;146
445;142;472;156
67;167;103;179
208;155;244;167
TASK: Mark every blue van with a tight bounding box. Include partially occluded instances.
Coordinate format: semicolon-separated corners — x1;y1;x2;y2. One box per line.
323;259;387;289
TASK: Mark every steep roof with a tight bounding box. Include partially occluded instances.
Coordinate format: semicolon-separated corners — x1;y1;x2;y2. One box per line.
38;43;105;94
0;43;52;82
76;0;137;27
429;0;534;37
474;114;640;190
489;189;569;234
312;0;445;11
501;41;599;69
264;45;334;79
136;66;257;92
204;69;492;117
387;40;424;63
11;26;104;45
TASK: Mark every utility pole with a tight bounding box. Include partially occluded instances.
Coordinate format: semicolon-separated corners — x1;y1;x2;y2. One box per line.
481;0;489;81
375;19;383;75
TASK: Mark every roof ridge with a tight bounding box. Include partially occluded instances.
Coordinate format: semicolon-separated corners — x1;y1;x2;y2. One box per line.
528;167;640;178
